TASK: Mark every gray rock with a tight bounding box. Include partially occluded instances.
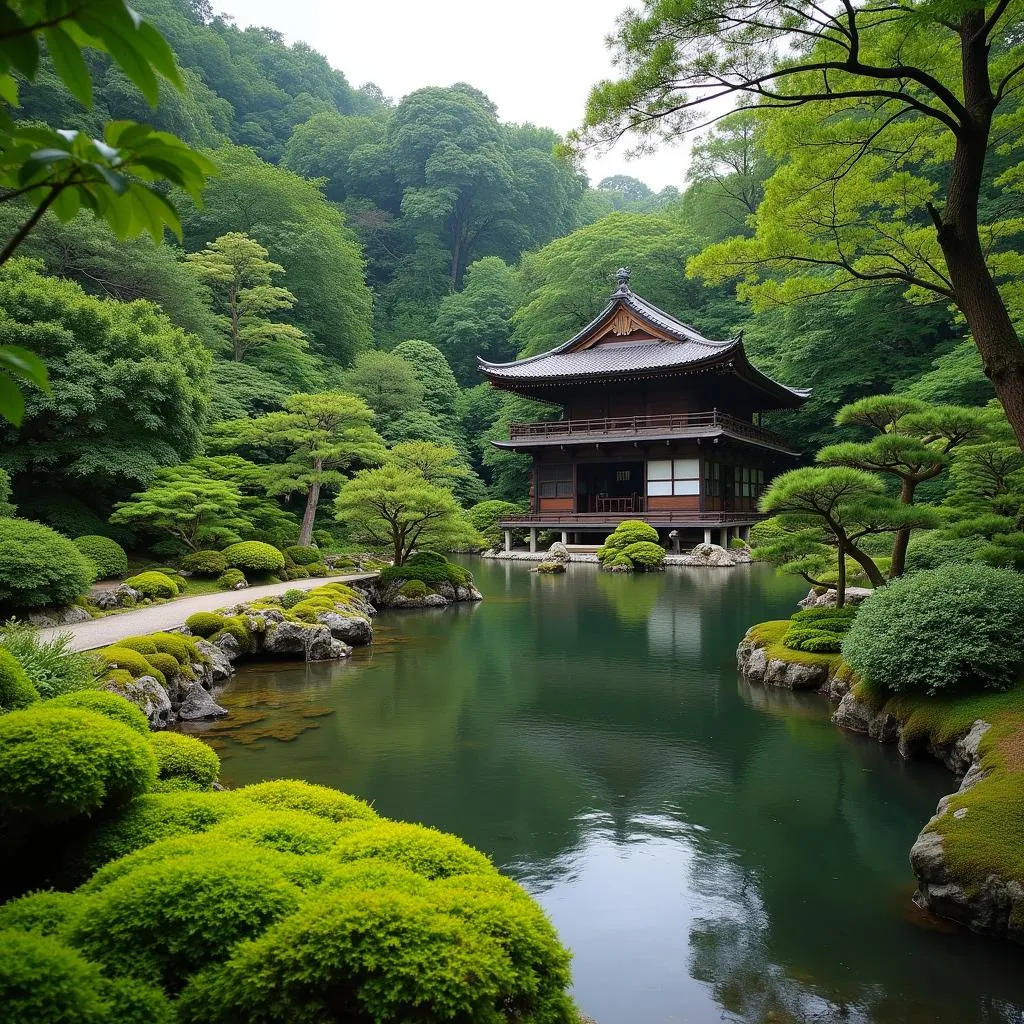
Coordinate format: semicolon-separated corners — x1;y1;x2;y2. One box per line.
212;631;242;662
424;593;448;608
679;543;735;568
26;604;92;627
263;620;336;661
316;611;372;646
177;681;227;720
101;674;170;729
546;541;570;563
533;560;567;574
329;638;352;659
832;691;899;741
798;586;873;609
194;639;234;681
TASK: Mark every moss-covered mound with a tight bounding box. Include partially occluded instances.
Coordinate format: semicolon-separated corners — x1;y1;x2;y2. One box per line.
597;521;665;570
73;535;128;580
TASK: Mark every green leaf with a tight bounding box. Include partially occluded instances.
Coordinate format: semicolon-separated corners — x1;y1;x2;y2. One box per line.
0;345;50;389
135;19;182;89
0;371;25;426
0;72;19;106
44;25;93;107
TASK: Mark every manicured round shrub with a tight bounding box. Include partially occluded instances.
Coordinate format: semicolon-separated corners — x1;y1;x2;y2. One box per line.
290;597;335;622
235;779;377;823
150;732;220;788
791;605;858;625
101;976;176;1024
408;550;448;567
0;707;156;823
185;612;227;638
399;579;430;599
0;518;96;610
148;632;196;666
285;545;320;566
73;535;128;579
312;529;334;547
116;635;157;655
178;549;228;576
620;541;666;569
0;647;40;712
843;564;1024;695
0;890;85;936
209;615;252;652
147;652;183;681
0;929;109;1024
280;589;305;609
783;627;843;654
222;541;286;574
99;647;165;687
175;881;575;1024
47;690;149;735
332;820;494;880
69;791;251;879
210;808;346;855
306;562;329;577
379;556;471;589
217;568;246;590
597;520;660;565
123;571;180;599
70;851;303;989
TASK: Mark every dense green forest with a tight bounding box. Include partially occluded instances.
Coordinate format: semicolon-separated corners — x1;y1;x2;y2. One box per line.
0;0;1013;564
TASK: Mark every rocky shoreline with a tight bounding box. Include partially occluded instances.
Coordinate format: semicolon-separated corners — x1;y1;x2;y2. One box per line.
484;542;751;568
737;624;1024;943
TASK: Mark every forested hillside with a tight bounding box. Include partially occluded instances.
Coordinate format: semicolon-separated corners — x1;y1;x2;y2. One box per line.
0;0;1009;558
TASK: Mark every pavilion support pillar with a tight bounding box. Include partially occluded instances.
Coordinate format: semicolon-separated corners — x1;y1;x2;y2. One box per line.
741;525;751;543
503;530;512;553
703;528;712;545
561;531;568;544
719;527;729;548
529;528;537;553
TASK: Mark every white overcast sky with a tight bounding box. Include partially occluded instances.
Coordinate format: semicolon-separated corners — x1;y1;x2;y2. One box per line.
212;0;691;191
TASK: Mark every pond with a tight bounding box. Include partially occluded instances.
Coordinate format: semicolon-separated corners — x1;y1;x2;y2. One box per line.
182;559;1024;1024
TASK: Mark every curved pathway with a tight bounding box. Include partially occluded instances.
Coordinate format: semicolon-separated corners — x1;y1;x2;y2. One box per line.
38;573;378;652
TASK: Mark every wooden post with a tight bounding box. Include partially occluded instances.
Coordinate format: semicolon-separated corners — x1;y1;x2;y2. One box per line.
529;528;537;553
741;525;751;543
703;528;712;545
561;531;568;544
504;530;512;553
719;527;728;547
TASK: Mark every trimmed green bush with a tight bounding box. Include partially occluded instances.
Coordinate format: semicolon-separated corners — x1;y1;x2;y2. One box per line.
0;890;84;936
47;690;149;735
281;589;305;609
99;647;165;687
0;707;156;823
123;572;181;599
146;652;184;680
399;579;430;599
408;550;448;567
0;622;98;699
117;635;158;655
217;568;246;590
379;554;471;589
70;851;303;989
285;545;320;566
209;615;252;652
843;564;1024;695
791;606;858;625
597;520;660;566
178;550;228;576
148;632;197;666
235;779;377;822
0;518;95;610
150;732;220;788
0;929;108;1024
312;529;334;547
210;809;347;855
185;612;226;639
0;647;40;712
905;533;985;572
619;541;666;570
222;541;286;574
73;535;128;579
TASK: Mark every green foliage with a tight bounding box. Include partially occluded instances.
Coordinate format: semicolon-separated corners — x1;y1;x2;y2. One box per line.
0;261;211;504
235;779;376;823
782;606;855;654
70;851;302;990
905;533;986;572
843;565;1024;695
399;579;430;599
185;612;227;639
280;589;305;609
344;350;424;419
99;647;165;687
0;518;95;610
73;536;128;579
0;889;83;936
597;520;661;566
0;706;155;823
47;690;149;736
179;550;228;576
467;499;526;548
379;555;472;590
149;732;220;789
217;568;246;590
123;571;181;599
222;541;286;574
209;614;251;650
285;545;319;566
0;647;39;712
619;541;667;570
0;621;97;699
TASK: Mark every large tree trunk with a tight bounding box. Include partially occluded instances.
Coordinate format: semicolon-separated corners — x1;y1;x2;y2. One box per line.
889;478;917;578
937;15;1024;450
297;475;321;547
834;546;847;608
846;543;886;589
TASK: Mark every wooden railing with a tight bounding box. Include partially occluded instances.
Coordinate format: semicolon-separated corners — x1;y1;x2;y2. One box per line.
499;511;765;527
507;410;787;448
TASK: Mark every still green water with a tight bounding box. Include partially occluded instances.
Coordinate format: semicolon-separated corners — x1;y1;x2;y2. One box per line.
183;559;1024;1023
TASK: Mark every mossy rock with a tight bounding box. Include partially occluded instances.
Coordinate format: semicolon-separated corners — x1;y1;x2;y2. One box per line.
185;612;226;639
149;732;220;789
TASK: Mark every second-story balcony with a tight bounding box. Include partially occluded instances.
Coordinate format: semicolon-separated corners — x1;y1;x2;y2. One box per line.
502;410;795;453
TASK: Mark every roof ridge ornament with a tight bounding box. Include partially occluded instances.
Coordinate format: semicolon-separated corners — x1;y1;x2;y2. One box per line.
614;267;632;295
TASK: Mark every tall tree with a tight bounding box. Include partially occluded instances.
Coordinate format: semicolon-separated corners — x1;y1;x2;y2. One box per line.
344;350;424;420
185;231;306;363
215;392;385;546
580;0;1024;447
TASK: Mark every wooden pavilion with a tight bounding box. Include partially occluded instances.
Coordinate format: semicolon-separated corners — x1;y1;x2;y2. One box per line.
477;269;810;551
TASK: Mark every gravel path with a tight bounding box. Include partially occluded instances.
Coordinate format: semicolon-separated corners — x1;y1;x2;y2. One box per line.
37;573;379;652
